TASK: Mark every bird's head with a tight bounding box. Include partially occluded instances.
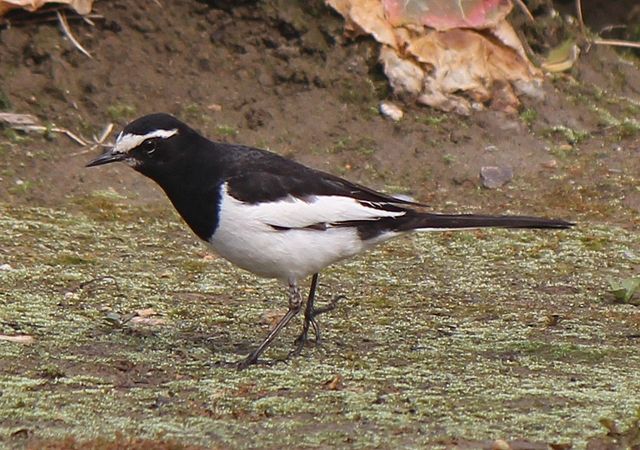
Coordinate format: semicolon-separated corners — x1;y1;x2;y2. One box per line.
86;113;193;177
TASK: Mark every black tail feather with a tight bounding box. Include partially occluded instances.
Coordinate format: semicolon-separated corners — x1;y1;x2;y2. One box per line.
402;213;574;231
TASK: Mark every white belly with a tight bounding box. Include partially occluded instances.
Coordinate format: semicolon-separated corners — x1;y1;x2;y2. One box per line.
209;223;368;281
208;183;408;281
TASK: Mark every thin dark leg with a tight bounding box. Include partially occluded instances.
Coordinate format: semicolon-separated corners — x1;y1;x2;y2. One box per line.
292;274;345;356
291;273;319;355
237;282;302;370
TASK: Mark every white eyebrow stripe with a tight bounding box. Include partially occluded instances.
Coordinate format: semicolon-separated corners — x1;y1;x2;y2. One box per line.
113;128;178;154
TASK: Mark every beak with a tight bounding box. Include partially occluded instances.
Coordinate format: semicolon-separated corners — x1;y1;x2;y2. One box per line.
85;148;126;167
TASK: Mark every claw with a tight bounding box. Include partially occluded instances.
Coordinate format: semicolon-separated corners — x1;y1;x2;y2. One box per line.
292;293;346;354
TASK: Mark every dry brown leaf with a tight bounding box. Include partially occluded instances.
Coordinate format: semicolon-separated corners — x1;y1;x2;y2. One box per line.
135;308;157;318
259;309;287;329
327;0;397;48
0;0;93;16
492;20;529;62
0;334;35;344
129;317;166;326
328;0;543;114
379;46;424;96
129;308;165;326
405;27;541;113
383;0;512;30
323;374;344;390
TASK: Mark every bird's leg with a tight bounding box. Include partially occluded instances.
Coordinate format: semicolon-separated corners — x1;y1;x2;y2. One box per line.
292;274;345;356
237;281;302;370
291;273;319;356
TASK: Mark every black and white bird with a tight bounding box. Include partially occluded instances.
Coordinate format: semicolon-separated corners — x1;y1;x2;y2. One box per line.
87;113;572;369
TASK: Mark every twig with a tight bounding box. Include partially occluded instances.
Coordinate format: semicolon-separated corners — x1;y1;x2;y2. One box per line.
513;0;534;22
10;123;88;145
592;38;640;49
0;112;113;149
572;1;639;52
56;10;93;59
599;24;627;35
95;123;114;144
70;122;115;156
52;127;88;145
575;0;585;36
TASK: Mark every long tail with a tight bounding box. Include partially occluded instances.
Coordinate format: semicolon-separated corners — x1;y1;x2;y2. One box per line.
400;213;573;231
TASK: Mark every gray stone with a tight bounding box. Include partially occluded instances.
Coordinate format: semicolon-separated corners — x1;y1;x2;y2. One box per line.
480;166;513;189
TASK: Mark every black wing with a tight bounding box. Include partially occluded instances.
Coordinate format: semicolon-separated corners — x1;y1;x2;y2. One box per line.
218;144;425;208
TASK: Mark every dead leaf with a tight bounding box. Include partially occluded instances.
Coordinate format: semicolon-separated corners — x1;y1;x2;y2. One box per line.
327;0;397;48
379;46;424;96
323;374;344;390
383;0;512;31
135;308;157;318
129;317;166;326
329;0;543;114
541;39;581;73
408;27;541;113
0;0;93;16
260;309;286;329
0;334;35;344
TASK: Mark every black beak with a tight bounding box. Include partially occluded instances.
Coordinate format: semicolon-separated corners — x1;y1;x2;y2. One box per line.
85;149;126;167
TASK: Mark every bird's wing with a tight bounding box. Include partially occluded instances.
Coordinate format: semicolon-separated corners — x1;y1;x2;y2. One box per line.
223;171;413;230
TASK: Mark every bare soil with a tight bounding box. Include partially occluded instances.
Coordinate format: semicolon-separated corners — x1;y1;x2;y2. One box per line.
0;1;639;449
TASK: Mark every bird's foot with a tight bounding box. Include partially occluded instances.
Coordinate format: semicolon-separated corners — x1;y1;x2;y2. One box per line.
291;294;346;357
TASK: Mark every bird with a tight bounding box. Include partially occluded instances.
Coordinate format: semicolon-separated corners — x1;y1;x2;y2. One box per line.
86;113;573;369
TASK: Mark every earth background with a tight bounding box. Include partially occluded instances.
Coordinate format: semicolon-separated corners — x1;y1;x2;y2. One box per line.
0;0;639;449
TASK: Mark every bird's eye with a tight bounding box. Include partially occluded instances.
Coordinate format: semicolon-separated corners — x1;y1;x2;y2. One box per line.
140;139;156;156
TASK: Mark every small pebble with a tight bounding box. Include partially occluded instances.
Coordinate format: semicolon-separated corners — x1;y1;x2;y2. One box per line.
480;166;513;189
379;101;403;121
0;263;13;271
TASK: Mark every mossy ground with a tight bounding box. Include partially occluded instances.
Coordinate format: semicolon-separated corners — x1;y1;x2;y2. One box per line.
1;195;638;449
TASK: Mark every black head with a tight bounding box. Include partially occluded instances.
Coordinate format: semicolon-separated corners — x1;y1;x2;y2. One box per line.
86;113;197;178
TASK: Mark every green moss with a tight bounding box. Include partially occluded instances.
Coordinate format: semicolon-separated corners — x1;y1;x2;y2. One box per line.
617;118;640;139
0;204;639;448
0;87;11;111
543;125;590;145
3;127;30;143
107;104;136;122
418;113;447;127
215;125;238;138
48;253;95;266
519;108;538;127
